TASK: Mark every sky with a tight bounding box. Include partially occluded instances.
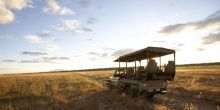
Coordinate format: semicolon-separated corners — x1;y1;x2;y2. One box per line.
0;0;220;74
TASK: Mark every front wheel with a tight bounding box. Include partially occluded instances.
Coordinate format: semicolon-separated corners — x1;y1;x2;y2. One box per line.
106;82;112;89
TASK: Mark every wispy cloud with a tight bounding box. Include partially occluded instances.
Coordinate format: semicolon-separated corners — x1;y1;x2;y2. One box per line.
42;57;58;60
43;0;74;16
24;34;42;43
159;9;220;34
36;31;51;38
59;57;70;60
43;0;60;13
25;31;52;43
78;0;92;9
202;31;220;44
196;48;205;51
43;44;59;53
85;38;93;41
22;51;48;56
20;59;42;63
2;59;16;63
86;17;98;24
111;48;134;58
0;0;33;24
152;40;167;43
87;52;109;61
19;56;71;64
59;7;74;16
102;47;115;51
53;19;92;32
88;52;99;56
43;57;70;61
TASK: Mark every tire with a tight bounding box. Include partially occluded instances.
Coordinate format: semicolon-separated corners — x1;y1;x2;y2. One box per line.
107;82;112;89
145;92;155;98
124;87;137;97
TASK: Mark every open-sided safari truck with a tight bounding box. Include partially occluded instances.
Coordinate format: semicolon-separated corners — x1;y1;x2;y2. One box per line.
106;46;176;98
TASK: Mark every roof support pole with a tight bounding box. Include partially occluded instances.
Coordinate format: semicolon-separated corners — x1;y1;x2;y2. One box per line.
126;61;127;74
119;59;120;71
134;60;136;77
146;52;149;63
174;52;176;71
174;52;176;63
159;57;161;70
139;60;141;66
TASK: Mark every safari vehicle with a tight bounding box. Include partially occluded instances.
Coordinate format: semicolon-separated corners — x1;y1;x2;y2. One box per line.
106;46;176;98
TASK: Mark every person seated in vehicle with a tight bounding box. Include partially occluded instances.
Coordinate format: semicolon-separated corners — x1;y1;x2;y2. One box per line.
146;59;160;79
126;67;134;78
146;59;160;73
165;61;175;73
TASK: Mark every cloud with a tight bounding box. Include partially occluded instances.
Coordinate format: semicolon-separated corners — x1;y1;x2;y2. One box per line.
43;57;70;61
202;31;220;44
43;0;60;13
43;0;74;16
59;7;74;16
159;9;220;34
101;53;108;57
87;52;108;61
88;52;99;56
43;44;59;53
59;57;70;60
86;17;98;24
53;19;92;32
177;43;184;47
43;57;58;60
111;48;134;57
85;38;93;41
22;51;48;56
20;56;70;64
196;48;205;51
102;47;115;51
0;0;33;24
19;59;53;63
20;59;42;63
25;31;53;43
24;34;41;43
152;40;167;43
2;59;16;63
36;32;51;38
78;0;92;9
173;43;184;51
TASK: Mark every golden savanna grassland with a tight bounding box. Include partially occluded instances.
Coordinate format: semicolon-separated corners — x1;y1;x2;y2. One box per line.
0;67;219;110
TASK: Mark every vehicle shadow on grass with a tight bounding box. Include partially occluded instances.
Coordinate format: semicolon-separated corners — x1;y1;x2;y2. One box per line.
67;89;163;110
160;87;220;110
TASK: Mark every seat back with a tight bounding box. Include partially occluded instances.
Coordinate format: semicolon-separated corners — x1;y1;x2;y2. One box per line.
126;67;134;78
135;66;145;79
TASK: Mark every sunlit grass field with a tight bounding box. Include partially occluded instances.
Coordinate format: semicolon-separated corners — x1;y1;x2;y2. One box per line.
0;67;219;110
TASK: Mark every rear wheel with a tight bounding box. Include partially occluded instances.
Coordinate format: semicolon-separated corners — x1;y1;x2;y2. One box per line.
124;87;137;97
145;92;155;98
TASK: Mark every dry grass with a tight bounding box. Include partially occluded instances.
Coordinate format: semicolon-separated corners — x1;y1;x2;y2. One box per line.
0;69;219;110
